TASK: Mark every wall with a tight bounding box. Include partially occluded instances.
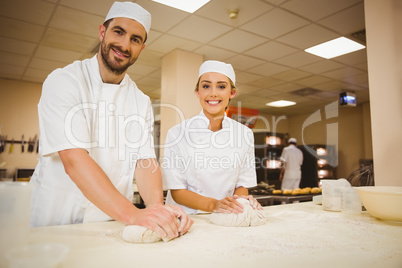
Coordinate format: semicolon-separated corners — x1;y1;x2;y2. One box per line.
254;102;373;179
0;78;42;178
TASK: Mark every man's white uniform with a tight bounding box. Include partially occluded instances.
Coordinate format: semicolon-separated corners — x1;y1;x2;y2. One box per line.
163;111;257;214
30;55;156;227
280;141;303;190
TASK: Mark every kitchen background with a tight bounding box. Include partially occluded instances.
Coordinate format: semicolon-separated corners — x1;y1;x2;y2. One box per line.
0;0;376;182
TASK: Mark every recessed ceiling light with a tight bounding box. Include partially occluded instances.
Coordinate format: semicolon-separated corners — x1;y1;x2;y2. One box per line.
266;100;296;107
305;37;365;59
151;0;210;13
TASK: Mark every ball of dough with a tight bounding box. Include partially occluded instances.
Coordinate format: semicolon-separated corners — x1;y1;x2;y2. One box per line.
121;225;163;243
299;188;310;194
209;198;266;227
272;189;282;194
311;187;322;194
291;189;301;195
282;189;292;195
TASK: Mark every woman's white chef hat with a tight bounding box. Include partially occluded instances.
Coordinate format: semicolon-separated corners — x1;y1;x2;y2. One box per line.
104;1;151;34
289;138;297;143
198;60;236;85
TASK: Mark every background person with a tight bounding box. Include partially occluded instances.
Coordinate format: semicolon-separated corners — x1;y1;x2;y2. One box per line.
279;138;303;190
29;1;192;240
162;60;262;214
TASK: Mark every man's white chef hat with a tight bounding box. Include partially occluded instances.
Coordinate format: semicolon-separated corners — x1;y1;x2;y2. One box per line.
289;138;297;143
198;60;236;85
104;1;151;34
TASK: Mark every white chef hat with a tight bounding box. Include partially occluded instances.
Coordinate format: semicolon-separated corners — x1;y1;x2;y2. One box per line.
289;138;297;143
104;2;151;34
198;60;236;85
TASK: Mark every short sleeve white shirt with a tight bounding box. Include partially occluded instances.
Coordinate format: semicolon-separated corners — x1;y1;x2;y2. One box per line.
30;55;156;227
162;111;257;214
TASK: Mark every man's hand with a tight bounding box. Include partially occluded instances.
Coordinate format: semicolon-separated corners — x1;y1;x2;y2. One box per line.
131;204;181;240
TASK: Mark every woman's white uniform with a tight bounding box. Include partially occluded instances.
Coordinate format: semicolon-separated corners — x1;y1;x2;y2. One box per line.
30;55;156;227
162;111;257;214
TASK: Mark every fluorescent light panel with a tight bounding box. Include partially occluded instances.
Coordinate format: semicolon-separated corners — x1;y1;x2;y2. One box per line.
305;37;365;59
152;0;210;13
266;100;296;107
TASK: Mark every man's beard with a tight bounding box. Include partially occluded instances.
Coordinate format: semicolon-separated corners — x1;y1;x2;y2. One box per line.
100;40;137;75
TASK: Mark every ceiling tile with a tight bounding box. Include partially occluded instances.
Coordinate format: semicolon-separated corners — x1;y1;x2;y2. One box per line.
136;50;163;67
294;75;332;87
240;8;310;39
59;0;113;17
29;58;68;72
0;51;30;67
322;67;365;80
49;6;103;38
34;45;83;63
270;83;304;93
0;17;45;43
225;55;265;71
196;0;274;27
247;62;290;76
332;49;367;66
353;62;368;71
276;24;339;49
235;71;264;84
0;64;24;78
41;28;99;53
168;16;232;43
0;0;55;26
146;35;201;54
249;77;285;88
315;80;348;91
209;29;267;53
273;51;321;68
318;3;365;35
23;68;50;82
301;60;344;74
263;0;287;5
127;63;159;77
281;0;362;21
136;0;189;32
0;37;36;56
235;84;261;94
271;69;312;82
250;88;285;98
146;30;163;45
194;45;237;61
245;41;298;61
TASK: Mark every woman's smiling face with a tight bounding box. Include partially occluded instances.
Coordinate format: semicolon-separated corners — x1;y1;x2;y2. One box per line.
196;72;236;120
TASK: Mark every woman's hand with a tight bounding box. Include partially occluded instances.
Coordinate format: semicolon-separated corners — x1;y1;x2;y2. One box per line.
213;196;244;214
234;195;263;211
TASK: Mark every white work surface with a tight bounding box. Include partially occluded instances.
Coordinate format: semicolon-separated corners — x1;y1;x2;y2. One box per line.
29;202;402;268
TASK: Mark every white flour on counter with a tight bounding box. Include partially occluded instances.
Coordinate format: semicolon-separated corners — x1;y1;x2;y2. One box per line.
157;208;402;264
85;205;402;268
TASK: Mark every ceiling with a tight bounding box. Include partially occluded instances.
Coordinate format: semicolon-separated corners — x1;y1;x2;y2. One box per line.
0;0;368;116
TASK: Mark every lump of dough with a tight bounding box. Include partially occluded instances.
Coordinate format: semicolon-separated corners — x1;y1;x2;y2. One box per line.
121;207;180;243
209;198;266;227
121;225;162;243
121;225;175;243
282;189;292;195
